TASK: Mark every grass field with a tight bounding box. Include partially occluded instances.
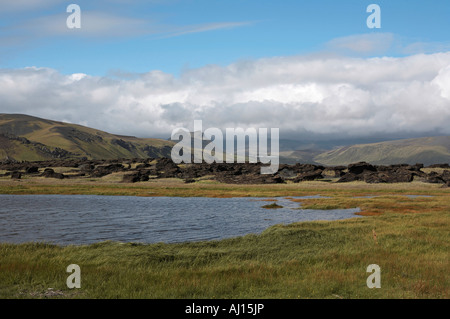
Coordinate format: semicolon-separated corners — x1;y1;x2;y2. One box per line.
0;178;449;299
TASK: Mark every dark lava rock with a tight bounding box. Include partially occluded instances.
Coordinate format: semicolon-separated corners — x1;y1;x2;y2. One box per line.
426;172;444;184
278;167;297;179
90;163;125;178
11;171;22;179
271;176;285;184
407;163;424;171
429;170;450;184
293;169;323;182
387;169;414;183
348;162;377;175
443;170;450;181
216;173;285;184
25;166;39;174
2;156;447;186
41;168;65;179
122;173;140;183
363;170;414;183
122;171;150;183
337;172;360;183
155;158;178;170
78;163;94;172
290;163;324;174
362;172;387;184
155;158;181;178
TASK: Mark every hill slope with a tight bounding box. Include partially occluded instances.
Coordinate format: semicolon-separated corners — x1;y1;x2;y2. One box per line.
314;136;450;166
2;114;449;165
0;114;174;161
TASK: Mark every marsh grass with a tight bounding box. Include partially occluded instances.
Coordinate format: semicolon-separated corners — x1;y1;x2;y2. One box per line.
0;179;447;197
0;179;448;298
261;203;283;209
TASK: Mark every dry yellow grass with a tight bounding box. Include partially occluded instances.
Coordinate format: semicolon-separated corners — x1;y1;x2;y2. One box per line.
0;178;448;197
0;177;448;299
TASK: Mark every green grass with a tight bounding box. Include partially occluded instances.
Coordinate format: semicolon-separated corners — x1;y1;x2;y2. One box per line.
0;179;448;299
1;211;448;299
262;203;283;209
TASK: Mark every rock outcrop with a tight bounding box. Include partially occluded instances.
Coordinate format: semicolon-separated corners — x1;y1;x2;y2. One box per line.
1;158;449;185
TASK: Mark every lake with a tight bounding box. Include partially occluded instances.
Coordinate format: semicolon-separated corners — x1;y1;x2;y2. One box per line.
0;194;361;245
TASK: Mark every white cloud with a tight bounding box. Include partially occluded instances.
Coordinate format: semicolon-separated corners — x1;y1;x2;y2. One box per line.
1;52;450;139
68;73;87;82
326;33;396;55
432;65;450;99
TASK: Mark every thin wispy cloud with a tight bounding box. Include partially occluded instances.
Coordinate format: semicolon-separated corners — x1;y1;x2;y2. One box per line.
160;21;253;38
401;41;450;55
0;10;253;47
7;12;161;38
325;33;396;56
0;0;64;12
324;33;450;57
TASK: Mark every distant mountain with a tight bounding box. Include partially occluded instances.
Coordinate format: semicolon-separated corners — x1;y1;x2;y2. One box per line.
279;149;324;165
172;132;450;166
1;114;449;166
313;136;450;166
0;114;174;161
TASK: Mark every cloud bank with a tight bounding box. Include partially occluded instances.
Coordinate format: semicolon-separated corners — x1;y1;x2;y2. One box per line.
1;52;450;139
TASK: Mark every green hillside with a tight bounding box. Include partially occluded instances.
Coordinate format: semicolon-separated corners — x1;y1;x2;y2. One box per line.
0;114;174;161
314;136;450;166
2;114;449;165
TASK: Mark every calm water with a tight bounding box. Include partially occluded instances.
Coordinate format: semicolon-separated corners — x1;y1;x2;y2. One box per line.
0;194;361;245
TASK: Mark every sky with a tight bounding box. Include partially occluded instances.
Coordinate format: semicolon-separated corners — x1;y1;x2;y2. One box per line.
1;0;450;144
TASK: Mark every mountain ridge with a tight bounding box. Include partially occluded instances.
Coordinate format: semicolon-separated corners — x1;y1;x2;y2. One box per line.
313;136;450;166
1;113;449;165
0;113;174;161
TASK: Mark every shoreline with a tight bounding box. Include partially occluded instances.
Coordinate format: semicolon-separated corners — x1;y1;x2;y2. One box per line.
1;178;448;298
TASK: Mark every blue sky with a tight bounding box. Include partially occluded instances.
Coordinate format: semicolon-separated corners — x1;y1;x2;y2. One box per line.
1;0;449;76
1;0;449;141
